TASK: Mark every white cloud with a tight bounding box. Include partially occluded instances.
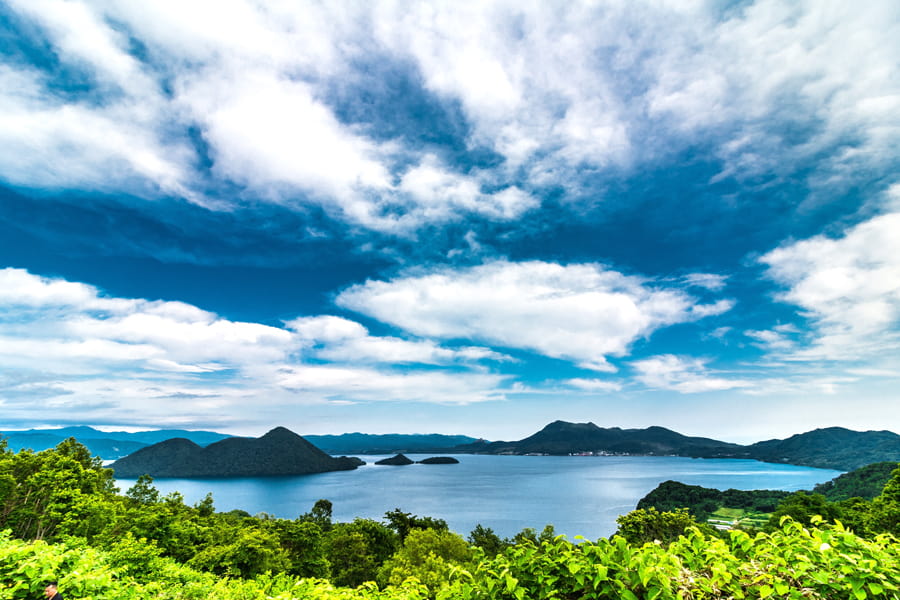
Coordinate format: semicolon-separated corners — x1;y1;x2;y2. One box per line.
681;273;728;291
564;378;623;393
398;155;538;222
760;211;900;361
0;269;511;426
336;260;732;369
631;354;752;394
3;1;897;229
744;323;801;352
286;315;510;365
178;70;392;202
277;365;506;404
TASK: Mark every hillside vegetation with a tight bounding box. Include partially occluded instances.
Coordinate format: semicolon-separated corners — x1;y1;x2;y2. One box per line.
455;422;900;471
1;438;900;599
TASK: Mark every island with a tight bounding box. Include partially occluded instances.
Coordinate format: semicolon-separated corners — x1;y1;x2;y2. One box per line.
375;453;415;465
417;457;459;464
110;426;361;477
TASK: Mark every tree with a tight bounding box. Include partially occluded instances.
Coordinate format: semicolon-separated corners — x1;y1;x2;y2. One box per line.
767;492;842;529
272;519;330;578
299;498;333;531
467;524;507;556
615;507;708;546
865;465;900;535
377;527;473;594
383;508;448;541
126;474;160;504
187;527;290;577
325;518;398;586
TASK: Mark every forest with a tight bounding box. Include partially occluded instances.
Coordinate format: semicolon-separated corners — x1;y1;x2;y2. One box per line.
1;438;899;599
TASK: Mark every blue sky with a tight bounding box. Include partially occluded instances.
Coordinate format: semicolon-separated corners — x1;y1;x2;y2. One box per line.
0;1;898;443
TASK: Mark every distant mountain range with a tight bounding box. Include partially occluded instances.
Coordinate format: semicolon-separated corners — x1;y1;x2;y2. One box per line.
0;426;232;459
452;421;900;471
0;426;477;460
454;421;742;457
304;432;478;455
110;427;361;478
4;421;900;472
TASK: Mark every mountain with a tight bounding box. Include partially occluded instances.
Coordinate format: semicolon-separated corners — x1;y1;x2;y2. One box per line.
304;432;479;455
449;422;900;471
744;427;900;471
0;426;232;459
109;427;360;477
453;421;742;457
0;427;474;460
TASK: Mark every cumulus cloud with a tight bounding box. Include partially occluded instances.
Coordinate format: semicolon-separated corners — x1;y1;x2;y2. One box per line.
744;323;801;352
760;212;900;361
564;378;623;393
287;315;511;365
276;365;506;404
336;260;732;370
631;354;752;393
4;1;895;232
0;269;510;426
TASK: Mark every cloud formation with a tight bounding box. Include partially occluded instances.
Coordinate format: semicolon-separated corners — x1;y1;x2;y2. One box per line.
337;260;733;371
631;355;751;394
760;211;900;362
0;268;510;427
3;1;896;233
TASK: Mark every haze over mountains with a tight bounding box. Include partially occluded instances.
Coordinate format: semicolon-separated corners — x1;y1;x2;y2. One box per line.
4;421;900;473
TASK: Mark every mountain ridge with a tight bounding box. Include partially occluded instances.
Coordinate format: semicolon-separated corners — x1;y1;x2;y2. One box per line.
6;422;900;472
448;422;900;470
109;427;360;478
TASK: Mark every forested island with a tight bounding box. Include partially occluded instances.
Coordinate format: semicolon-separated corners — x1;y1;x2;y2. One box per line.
109;427;362;477
2;437;900;600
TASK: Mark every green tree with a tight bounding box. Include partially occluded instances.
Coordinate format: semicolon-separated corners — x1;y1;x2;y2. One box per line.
187;527;290;577
325;518;398;586
299;498;333;531
615;507;708;546
383;508;447;541
125;474;160;504
865;465;900;535
378;527;473;594
272;519;330;578
467;524;507;556
767;492;842;529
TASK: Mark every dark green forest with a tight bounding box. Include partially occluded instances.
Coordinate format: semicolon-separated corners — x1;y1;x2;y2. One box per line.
2;438;900;599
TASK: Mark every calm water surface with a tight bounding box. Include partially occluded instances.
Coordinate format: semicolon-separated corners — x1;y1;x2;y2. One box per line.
116;455;841;540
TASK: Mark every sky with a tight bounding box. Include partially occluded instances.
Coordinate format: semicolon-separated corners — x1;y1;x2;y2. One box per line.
0;0;898;444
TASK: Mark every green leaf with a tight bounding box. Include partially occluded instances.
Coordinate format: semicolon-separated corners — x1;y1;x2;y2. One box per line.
759;584;773;598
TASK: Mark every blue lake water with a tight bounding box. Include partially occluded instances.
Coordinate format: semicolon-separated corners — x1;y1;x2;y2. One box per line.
115;455;842;541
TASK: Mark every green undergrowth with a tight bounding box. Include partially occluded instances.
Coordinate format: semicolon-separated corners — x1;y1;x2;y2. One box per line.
3;517;899;600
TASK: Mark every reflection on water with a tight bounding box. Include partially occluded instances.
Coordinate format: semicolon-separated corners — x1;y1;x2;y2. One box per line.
115;455;841;540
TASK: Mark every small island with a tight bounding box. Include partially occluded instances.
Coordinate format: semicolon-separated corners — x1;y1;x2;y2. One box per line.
375;453;415;465
417;456;459;464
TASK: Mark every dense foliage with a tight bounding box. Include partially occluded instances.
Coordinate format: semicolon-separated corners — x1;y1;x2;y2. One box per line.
2;439;900;600
637;481;791;520
812;461;900;501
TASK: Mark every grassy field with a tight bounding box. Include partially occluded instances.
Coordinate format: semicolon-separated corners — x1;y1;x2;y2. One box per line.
706;507;771;530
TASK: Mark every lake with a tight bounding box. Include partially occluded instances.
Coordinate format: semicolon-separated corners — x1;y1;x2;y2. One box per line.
115;455;842;541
